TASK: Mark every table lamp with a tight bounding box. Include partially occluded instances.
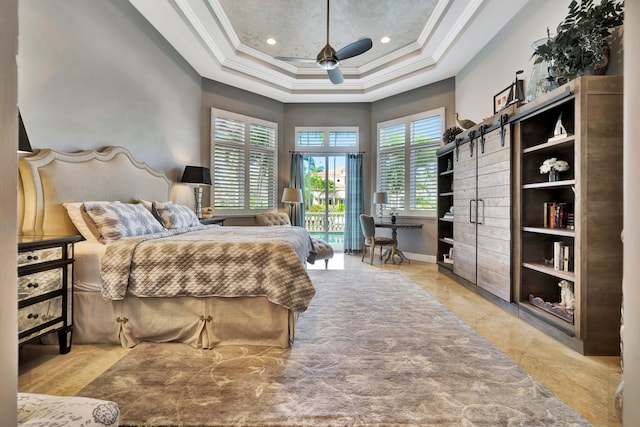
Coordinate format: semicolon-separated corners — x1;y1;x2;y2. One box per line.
18;110;33;153
373;191;388;220
181;165;211;218
282;187;303;219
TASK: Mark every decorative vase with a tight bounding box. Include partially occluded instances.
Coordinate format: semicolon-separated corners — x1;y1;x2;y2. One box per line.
527;38;555;102
549;169;559;182
391;214;397;224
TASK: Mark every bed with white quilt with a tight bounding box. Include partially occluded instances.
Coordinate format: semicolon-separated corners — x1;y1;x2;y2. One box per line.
18;146;315;349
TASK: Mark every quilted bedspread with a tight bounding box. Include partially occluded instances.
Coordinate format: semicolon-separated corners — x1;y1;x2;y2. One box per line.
100;225;315;312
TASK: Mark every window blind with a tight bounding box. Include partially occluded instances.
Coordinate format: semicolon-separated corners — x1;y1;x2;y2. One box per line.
211;110;277;213
377;108;443;215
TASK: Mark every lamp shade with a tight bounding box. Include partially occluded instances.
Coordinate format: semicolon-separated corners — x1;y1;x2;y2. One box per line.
282;187;303;203
181;166;211;185
373;191;388;204
18;111;33;153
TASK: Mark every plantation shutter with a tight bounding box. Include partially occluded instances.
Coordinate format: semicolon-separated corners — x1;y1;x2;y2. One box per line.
378;123;406;209
410;116;441;211
249;124;276;210
377;108;443;216
211;110;277;213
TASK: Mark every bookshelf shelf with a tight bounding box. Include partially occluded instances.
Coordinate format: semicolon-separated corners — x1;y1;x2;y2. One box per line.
522;180;576;189
522;227;574;237
522;262;575;281
522;135;575;154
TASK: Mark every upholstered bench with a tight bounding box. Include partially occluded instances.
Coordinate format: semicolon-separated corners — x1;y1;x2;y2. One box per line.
254;212;334;268
18;393;120;427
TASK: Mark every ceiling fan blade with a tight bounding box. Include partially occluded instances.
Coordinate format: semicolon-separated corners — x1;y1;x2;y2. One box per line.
274;56;317;63
335;38;373;61
327;67;343;84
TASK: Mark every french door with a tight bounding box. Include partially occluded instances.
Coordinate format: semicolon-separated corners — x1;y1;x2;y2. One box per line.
302;154;345;252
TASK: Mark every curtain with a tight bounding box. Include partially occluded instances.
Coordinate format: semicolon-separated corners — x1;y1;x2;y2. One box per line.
344;153;364;253
289;152;305;226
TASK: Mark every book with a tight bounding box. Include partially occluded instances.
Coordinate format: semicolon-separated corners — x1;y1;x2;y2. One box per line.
553;241;564;270
562;245;572;271
543;202;572;229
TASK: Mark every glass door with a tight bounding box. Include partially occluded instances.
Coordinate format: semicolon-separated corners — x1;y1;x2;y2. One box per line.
303;154;345;252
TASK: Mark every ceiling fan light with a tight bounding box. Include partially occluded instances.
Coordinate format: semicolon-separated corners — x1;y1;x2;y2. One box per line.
317;58;338;70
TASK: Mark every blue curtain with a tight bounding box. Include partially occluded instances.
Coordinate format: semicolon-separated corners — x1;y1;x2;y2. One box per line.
289;152;305;226
344;153;364;253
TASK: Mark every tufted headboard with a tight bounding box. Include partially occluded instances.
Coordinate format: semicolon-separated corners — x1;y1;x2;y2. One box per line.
19;146;172;236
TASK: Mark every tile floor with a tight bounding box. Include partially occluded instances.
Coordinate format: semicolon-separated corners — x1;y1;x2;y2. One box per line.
19;254;622;426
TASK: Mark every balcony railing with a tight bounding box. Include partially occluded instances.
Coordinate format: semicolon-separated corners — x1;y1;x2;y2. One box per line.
304;212;345;232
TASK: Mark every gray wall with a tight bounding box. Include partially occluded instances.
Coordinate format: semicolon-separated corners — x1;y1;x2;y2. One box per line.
200;79;285;225
1;0;18;423
371;77;456;258
18;0;202;192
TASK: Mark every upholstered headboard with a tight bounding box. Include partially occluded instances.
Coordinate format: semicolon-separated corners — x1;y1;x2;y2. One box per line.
19;146;172;236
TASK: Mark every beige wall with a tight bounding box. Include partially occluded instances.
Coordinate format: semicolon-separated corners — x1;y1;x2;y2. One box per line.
0;0;18;423
624;2;639;424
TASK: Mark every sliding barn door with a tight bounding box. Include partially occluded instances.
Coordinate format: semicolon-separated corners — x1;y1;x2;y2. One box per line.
476;127;511;301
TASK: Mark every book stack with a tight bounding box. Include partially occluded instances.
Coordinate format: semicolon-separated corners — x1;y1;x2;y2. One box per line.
543;202;573;229
553;241;572;271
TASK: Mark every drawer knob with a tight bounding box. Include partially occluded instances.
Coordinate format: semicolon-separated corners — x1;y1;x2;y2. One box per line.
27;313;39;319
27;282;39;288
27;255;39;261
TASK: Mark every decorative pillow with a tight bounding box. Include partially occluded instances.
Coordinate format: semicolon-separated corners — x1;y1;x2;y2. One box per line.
18;393;120;427
135;198;154;212
152;201;200;229
63;201;118;241
84;202;165;243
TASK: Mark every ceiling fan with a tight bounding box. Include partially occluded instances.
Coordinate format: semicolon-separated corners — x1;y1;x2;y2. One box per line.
273;0;373;84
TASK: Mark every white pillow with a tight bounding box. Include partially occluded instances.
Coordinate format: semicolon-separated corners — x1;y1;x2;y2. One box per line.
84;202;165;243
63;201;115;241
152;201;200;229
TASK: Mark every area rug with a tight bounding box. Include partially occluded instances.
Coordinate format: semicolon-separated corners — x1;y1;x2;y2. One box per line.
79;270;591;426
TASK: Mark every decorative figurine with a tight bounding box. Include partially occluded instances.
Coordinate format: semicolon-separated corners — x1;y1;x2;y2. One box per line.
558;280;575;311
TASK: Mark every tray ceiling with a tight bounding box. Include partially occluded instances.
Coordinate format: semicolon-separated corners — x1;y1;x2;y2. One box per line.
128;0;531;102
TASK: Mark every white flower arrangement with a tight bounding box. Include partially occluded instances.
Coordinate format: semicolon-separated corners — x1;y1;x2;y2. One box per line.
539;158;570;174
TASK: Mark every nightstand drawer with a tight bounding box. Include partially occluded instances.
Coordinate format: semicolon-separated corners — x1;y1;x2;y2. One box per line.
18;296;63;334
18;247;63;266
18;269;63;301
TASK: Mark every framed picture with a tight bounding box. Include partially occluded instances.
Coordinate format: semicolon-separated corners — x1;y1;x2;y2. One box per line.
493;86;512;114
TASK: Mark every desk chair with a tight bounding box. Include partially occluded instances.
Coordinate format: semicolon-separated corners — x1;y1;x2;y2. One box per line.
359;214;396;265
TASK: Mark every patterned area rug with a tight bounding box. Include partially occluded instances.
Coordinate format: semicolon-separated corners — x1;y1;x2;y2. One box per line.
79;270;591;426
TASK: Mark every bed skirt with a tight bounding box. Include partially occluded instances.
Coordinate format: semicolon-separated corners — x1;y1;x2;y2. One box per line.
66;291;296;349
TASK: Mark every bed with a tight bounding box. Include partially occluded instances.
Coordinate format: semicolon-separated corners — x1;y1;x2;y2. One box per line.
18;146;315;349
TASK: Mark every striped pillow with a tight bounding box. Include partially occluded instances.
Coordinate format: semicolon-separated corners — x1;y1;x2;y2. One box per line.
84;202;165;243
152;201;200;229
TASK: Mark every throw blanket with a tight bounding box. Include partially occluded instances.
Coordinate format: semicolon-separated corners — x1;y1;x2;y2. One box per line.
100;226;315;312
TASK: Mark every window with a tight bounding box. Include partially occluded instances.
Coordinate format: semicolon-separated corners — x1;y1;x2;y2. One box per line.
210;109;277;213
377;108;444;217
295;127;358;153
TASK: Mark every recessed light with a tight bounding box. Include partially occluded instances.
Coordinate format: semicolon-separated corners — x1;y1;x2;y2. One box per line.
267;38;277;45
380;36;390;44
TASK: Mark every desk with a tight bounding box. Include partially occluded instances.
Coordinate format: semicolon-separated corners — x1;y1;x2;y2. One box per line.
375;222;423;264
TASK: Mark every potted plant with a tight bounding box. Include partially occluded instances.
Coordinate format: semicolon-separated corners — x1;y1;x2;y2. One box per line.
532;0;624;87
